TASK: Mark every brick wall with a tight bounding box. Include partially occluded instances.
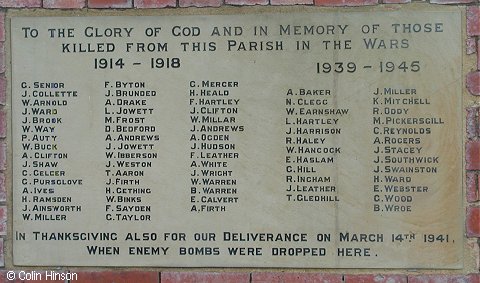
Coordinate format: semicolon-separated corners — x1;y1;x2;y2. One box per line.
466;5;480;283
0;0;479;282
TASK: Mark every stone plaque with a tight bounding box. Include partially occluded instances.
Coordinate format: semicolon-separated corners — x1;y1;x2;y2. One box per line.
11;8;463;268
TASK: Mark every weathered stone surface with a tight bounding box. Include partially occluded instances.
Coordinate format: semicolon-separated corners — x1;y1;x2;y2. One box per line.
10;8;463;268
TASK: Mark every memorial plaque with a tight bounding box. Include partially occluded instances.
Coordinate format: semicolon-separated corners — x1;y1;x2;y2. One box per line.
11;8;463;268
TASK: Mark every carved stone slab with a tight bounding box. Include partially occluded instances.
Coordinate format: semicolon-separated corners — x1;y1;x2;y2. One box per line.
11;8;463;267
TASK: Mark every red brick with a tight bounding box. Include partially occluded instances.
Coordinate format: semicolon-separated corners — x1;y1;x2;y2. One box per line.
43;0;86;8
345;275;407;283
252;272;342;283
0;13;4;42
382;0;410;3
467;71;480;95
0;0;41;7
134;0;176;7
469;274;480;283
74;271;158;283
179;0;222;6
0;110;5;139
0;142;5;171
226;0;268;5
0;43;4;74
467;206;480;237
88;0;132;7
467;6;480;36
0;238;3;267
314;0;377;6
162;272;249;283
467;107;479;138
0;206;6;236
467;172;479;202
408;274;477;283
478;173;480;201
467;37;477;55
466;141;480;170
430;0;474;3
0;173;5;202
478;38;480;70
271;0;313;4
0;77;5;105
